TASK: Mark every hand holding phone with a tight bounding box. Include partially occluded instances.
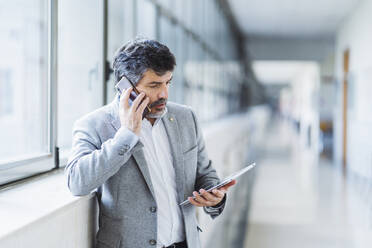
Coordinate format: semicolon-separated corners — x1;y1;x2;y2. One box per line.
115;77;151;119
118;86;150;136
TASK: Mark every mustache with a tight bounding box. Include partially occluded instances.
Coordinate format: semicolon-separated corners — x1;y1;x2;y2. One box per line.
149;98;167;108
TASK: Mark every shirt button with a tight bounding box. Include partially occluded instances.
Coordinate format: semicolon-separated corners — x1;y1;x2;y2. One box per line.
149;239;157;245
150;206;157;213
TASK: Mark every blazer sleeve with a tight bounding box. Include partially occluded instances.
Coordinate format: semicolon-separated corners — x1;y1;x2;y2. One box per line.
65;118;139;196
190;108;227;219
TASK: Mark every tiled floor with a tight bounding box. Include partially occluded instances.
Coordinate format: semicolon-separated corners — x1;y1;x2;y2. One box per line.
243;118;372;248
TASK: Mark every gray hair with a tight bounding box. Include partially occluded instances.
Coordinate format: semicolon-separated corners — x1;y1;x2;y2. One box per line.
112;38;176;85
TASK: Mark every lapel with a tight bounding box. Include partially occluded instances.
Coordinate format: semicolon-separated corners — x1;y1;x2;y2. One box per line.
108;96;185;203
132;147;156;200
162;108;185;204
108;95;155;200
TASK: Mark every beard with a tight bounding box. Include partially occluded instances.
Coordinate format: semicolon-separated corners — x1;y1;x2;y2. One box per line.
146;98;167;118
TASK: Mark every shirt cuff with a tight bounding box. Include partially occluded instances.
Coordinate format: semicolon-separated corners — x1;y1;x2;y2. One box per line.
203;194;227;219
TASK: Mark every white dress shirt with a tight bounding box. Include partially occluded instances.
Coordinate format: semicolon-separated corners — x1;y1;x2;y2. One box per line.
139;108;185;247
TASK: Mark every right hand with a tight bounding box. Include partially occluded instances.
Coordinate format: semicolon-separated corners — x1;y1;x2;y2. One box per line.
119;87;150;136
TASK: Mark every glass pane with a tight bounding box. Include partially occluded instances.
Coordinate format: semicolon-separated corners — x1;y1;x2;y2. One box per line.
159;17;177;101
0;0;49;163
157;0;171;10
136;0;157;39
57;0;103;157
106;0;136;103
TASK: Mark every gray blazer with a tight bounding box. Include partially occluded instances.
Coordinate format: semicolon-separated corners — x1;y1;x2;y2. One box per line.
65;95;225;248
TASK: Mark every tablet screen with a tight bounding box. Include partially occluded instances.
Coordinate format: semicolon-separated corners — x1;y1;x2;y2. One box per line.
179;162;256;206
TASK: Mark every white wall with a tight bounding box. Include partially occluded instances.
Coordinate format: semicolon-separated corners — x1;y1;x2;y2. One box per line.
291;64;320;155
278;62;321;155
334;1;372;241
334;0;372;179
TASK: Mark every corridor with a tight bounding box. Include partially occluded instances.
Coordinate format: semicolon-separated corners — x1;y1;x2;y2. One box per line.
2;1;372;247
207;116;372;248
244;117;356;247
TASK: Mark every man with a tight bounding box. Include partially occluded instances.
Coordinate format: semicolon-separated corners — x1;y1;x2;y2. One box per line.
65;38;236;248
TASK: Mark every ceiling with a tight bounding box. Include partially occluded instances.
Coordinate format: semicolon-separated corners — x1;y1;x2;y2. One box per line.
228;0;361;38
252;61;318;85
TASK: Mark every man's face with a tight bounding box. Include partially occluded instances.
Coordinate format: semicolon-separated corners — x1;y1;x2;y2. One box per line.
136;69;172;118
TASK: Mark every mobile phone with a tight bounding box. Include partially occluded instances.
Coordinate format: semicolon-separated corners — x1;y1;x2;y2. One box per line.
115;76;151;118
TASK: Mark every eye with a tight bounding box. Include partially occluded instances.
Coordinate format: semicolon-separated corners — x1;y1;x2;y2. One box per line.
166;81;172;86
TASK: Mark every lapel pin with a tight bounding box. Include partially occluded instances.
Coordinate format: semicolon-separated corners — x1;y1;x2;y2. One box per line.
169;117;174;122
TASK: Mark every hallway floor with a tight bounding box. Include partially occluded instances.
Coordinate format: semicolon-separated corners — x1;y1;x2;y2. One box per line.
243;118;356;248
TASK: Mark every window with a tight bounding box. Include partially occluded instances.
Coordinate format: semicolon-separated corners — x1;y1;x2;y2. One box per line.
137;0;157;40
0;0;52;185
0;70;13;116
57;0;103;162
0;0;107;185
106;0;137;103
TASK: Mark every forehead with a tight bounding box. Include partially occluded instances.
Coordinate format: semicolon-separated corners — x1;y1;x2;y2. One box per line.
141;69;173;83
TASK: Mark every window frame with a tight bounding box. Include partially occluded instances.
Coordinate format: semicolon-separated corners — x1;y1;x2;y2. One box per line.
0;0;109;187
0;0;58;187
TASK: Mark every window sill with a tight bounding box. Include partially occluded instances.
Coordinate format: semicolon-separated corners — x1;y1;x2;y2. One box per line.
0;169;95;240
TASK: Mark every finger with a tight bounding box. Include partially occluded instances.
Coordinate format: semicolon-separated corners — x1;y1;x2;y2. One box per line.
199;189;220;202
219;180;237;192
120;87;133;110
189;197;203;207
131;92;146;111
225;180;237;187
136;97;150;115
193;191;208;205
211;189;225;198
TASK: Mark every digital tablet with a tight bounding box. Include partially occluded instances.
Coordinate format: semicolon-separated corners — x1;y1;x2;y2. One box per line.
179;162;256;206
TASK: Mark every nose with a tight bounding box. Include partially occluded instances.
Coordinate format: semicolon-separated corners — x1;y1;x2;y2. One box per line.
159;85;168;99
